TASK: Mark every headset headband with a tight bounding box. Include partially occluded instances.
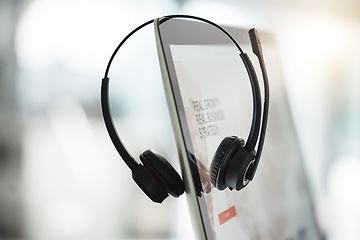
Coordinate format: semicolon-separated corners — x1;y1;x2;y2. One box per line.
101;14;268;180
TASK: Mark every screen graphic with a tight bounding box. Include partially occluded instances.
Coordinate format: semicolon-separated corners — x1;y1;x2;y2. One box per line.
169;43;319;239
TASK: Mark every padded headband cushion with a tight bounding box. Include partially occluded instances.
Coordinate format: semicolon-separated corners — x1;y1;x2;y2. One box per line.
140;150;185;197
210;136;244;190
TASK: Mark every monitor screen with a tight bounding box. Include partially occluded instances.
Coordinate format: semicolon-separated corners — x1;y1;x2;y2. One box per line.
155;17;321;240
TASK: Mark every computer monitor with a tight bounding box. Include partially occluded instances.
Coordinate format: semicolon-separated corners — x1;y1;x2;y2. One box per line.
155;17;321;240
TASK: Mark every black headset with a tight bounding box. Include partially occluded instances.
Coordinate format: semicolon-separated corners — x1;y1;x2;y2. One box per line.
101;15;269;203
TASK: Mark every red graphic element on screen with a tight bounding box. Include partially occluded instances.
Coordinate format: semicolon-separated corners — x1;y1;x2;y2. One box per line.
218;206;237;225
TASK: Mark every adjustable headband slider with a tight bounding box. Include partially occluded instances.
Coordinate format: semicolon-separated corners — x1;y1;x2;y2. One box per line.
102;76;110;85
249;28;263;59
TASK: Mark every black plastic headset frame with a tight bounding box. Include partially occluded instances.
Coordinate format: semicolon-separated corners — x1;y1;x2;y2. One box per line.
101;14;269;183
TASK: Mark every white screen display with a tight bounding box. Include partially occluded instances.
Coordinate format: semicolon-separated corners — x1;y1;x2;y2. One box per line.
169;43;319;239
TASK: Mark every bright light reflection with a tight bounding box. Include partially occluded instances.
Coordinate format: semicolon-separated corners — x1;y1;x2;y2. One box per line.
15;0;177;73
182;1;255;27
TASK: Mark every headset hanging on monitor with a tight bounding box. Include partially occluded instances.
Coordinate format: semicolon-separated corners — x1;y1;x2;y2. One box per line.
101;14;269;203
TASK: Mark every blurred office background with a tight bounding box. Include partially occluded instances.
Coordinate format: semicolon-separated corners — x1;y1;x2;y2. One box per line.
0;0;359;239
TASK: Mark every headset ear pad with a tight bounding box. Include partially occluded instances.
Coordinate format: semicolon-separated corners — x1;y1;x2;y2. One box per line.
210;136;245;190
140;150;185;197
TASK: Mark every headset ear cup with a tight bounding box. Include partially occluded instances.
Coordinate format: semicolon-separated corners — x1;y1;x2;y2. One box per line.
140;150;185;197
210;136;244;190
